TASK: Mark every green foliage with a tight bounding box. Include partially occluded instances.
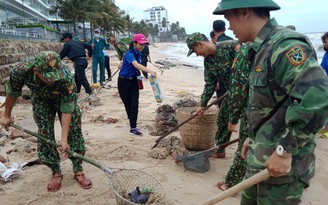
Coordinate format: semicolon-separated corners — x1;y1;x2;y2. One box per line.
54;0;187;40
15;24;60;33
120;37;132;44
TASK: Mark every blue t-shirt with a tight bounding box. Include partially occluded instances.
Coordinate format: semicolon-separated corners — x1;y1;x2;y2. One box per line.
119;48;141;77
321;51;328;75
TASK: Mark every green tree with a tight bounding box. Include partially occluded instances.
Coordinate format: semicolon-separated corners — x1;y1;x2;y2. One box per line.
161;17;167;32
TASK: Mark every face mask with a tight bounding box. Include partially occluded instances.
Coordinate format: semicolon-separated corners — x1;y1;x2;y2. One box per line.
94;34;100;38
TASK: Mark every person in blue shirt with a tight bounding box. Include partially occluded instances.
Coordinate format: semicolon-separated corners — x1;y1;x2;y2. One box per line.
118;33;157;136
320;32;328;138
321;32;328;75
88;28;110;86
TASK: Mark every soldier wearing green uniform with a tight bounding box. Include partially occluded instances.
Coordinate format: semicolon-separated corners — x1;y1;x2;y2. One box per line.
0;51;92;192
217;43;252;191
186;32;239;159
214;0;328;204
187;33;251;190
107;34;128;69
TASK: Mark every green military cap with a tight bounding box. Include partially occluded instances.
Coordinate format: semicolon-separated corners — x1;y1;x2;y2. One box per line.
213;0;281;15
34;51;65;81
186;32;208;57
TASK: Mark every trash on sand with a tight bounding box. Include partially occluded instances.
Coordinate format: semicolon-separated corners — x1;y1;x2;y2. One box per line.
0;162;28;182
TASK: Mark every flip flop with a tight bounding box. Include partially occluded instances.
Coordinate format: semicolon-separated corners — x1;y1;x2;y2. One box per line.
320;132;328;139
210;152;226;159
74;172;92;189
216;181;227;191
47;173;63;192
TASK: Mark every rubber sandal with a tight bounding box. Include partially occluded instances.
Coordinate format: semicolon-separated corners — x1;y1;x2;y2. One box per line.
47;173;63;192
216;181;227;191
320;132;328;139
74;172;92;189
210;152;226;159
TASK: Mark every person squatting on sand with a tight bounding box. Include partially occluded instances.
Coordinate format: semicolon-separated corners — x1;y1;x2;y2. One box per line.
187;33;239;159
0;51;92;192
214;0;328;204
118;33;157;136
60;32;93;95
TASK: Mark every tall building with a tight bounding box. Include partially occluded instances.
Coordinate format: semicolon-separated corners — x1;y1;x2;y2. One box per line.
0;0;62;29
143;6;168;32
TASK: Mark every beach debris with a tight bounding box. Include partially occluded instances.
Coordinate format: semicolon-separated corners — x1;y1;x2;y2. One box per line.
86;95;101;107
150;104;177;136
0;155;7;163
148;136;190;160
154;60;175;68
148;148;170;159
182;63;199;69
0;128;11;144
128;186;149;204
172;98;198;110
0;162;26;182
5;138;37;156
123;186;157;204
90;115;118;124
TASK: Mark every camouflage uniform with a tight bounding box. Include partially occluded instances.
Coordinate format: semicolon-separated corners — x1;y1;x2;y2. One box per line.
186;33;240;154
224;43;252;188
6;51;86;175
113;40;128;61
201;40;239;154
242;19;328;204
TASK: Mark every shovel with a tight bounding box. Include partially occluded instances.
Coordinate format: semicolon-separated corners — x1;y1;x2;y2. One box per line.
201;169;270;205
175;138;239;173
152;92;228;149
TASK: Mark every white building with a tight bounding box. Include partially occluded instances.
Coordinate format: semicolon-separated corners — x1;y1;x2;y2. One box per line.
0;0;62;29
143;6;168;32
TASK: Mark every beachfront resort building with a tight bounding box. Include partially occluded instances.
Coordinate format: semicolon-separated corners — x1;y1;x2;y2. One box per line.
143;6;169;32
0;0;64;40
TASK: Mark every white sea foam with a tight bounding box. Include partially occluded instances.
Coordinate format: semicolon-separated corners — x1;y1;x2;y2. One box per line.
162;32;325;68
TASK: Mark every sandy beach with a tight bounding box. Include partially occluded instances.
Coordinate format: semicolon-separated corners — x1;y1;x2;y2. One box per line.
0;42;327;205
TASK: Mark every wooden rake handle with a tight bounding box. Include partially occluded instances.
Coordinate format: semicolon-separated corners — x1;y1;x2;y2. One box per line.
151;92;228;149
201;169;270;205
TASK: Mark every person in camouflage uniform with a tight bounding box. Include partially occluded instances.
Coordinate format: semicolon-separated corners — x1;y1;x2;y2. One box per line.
0;51;92;192
107;34;128;69
214;0;328;204
217;43;252;191
186;32;240;159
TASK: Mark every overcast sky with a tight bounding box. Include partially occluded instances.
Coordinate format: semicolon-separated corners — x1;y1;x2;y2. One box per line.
115;0;327;36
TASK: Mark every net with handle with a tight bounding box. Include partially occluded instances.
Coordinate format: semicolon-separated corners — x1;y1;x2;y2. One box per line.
10;123;165;205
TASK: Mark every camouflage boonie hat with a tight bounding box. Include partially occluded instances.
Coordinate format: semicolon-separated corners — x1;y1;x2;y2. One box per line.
34;51;64;81
186;32;208;57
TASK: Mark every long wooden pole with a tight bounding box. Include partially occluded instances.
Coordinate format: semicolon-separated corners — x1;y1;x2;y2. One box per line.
201;169;270;205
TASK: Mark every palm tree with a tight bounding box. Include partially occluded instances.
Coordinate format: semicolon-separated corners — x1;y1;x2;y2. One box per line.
123;14;134;37
161;17;167;32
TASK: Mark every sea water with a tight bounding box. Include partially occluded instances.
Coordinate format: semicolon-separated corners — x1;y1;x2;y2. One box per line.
162;32;325;68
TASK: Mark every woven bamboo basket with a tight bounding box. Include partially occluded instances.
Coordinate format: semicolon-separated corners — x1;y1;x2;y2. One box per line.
176;107;218;151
